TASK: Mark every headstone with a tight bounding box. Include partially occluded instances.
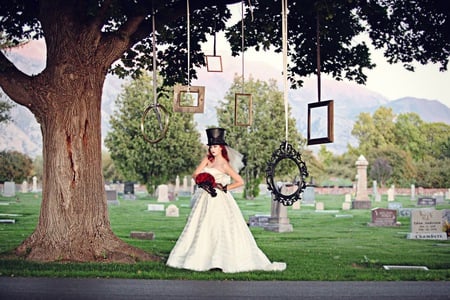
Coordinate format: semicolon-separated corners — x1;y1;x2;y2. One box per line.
157;184;169;202
248;215;270;227
388;202;402;210
342;202;351;210
445;188;450;200
148;204;165;211
368;208;399;226
352;155;371;209
407;210;447;240
165;204;179;217
21;180;28;193
264;195;293;232
130;231;154;240
344;194;352;202
106;190;119;205
32;176;38;192
123;182;136;200
417;197;436;206
175;175;180;196
302;186;315;206
183;176;188;192
315;202;324;211
372;180;378;198
375;194;382;202
291;200;300;210
387;186;395;201
3;182;15;197
434;192;444;204
410;184;416;201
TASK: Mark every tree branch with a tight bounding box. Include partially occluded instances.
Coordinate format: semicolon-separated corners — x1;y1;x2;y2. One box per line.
0;51;35;107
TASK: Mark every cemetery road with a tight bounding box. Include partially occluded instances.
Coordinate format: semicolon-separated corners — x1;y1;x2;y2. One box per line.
1;277;449;299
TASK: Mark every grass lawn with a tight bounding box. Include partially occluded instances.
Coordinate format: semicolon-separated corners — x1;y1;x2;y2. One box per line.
0;191;449;281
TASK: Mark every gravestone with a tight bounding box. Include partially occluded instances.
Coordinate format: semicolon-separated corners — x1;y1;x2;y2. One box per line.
375;194;382;202
21;180;28;193
182;176;188;192
130;231;154;240
387;186;395;201
352;155;371;209
344;194;352;202
175;175;180;196
148;204;165;211
32;176;38;192
106;190;119;206
248;215;270;227
315;202;324;211
434;192;444;204
368;208;399;226
123;182;136;200
407;209;447;240
157;184;169;202
3;182;15;197
302;186;315;206
292;200;300;210
410;184;416;201
372;180;378;198
388;202;402;210
342;202;351;210
417;197;436;206
165;204;179;217
264;195;293;232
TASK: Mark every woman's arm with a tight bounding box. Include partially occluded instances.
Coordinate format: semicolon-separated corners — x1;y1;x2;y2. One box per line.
192;157;209;179
223;162;244;191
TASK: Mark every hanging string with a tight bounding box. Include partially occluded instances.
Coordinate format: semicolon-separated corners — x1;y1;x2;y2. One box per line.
241;0;245;93
316;12;321;102
187;0;190;90
282;0;289;144
152;7;157;105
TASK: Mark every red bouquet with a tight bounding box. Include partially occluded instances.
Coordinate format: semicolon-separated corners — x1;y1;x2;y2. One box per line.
195;172;217;197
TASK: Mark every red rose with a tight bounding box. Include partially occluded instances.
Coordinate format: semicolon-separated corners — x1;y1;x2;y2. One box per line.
195;172;217;187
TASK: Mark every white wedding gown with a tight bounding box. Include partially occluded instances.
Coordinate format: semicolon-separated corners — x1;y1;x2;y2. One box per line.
166;167;286;273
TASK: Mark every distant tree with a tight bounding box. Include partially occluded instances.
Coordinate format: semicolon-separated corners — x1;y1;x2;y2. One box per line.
369;158;392;188
102;151;123;184
105;73;203;194
421;122;450;160
0;93;13;124
415;157;450;187
0;150;33;183
217;75;305;198
393;113;425;161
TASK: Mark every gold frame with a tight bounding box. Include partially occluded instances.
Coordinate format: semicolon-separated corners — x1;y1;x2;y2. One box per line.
234;93;252;126
307;100;334;145
173;85;205;113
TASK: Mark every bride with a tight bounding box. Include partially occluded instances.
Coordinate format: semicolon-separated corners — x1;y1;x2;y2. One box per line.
166;128;286;273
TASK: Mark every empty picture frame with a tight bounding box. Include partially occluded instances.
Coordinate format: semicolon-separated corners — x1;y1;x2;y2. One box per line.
234;93;252;126
173;85;205;113
205;55;223;72
307;99;334;145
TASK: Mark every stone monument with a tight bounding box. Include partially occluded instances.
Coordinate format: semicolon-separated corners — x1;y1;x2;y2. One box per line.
352;155;371;209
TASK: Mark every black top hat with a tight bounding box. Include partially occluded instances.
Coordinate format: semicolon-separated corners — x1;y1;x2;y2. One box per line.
206;128;227;146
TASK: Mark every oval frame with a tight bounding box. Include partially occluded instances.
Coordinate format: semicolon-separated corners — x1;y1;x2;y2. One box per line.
140;103;170;144
265;141;309;206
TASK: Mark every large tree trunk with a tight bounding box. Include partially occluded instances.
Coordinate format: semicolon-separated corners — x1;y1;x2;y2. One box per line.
14;68;156;262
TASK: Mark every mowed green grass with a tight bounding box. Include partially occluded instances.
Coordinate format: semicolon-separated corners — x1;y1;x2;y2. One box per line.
0;191;449;281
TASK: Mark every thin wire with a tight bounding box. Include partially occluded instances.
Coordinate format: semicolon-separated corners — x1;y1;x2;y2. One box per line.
316;12;321;102
152;9;157;105
187;0;190;90
282;0;288;143
241;0;245;93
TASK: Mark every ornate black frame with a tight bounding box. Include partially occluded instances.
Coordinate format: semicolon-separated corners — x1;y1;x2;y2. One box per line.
265;141;309;206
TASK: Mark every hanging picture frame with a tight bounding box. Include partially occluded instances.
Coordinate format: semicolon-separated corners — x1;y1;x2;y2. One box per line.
205;55;223;72
234;93;252;126
173;85;205;113
307;99;334;145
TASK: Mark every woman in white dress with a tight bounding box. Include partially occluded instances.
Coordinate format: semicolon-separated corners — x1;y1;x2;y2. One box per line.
166;128;286;273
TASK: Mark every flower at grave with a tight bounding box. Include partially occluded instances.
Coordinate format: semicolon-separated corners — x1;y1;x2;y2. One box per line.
195;172;217;197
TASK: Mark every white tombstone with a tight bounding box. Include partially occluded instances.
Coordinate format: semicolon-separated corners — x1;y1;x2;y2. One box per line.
175;175;180;196
342;202;351;210
148;204;165;211
407;209;447;240
32;176;38;192
344;194;352;202
315;202;324;211
157;184;169;202
375;194;382;202
354;155;369;201
183;176;188;192
3;182;15;197
387;186;395;201
190;178;195;194
165;204;179;217
410;184;416;201
21;180;28;193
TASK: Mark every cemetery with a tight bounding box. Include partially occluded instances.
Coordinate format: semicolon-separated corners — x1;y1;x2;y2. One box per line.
1;184;449;281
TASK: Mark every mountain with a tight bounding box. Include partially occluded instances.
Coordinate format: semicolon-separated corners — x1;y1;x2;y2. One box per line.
1;51;450;157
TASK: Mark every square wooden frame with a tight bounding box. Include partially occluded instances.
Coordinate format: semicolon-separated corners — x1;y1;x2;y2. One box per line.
205;55;223;72
307;99;334;145
234;93;252;126
173;85;205;113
